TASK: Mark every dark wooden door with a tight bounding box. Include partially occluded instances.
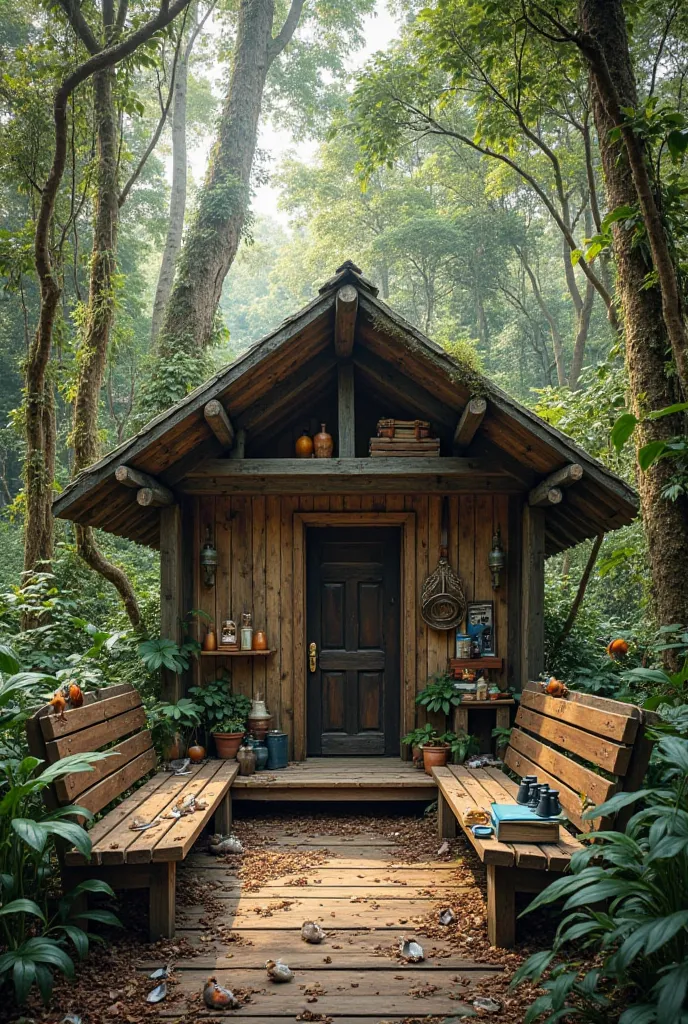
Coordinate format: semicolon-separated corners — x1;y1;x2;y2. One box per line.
306;527;400;756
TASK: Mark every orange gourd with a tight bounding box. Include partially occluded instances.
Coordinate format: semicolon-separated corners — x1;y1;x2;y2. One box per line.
188;745;206;763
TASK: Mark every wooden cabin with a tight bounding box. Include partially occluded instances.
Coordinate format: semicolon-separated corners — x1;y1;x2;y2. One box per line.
53;261;638;762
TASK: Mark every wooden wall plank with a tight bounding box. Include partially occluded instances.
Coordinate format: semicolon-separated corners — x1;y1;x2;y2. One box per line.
474;495;493;604
292;512;306;761
265;496;282;730
458;495;475;605
160;505;183;702
402;510;417;748
231;496;253;698
521;506;545;686
426;496;443;683
252;496;267;701
410;495;429;725
447;495;460;669
280;497;297;755
215;494;232;659
493;493;509;689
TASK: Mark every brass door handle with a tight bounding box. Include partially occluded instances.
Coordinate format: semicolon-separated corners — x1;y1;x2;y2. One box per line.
309;642;318;673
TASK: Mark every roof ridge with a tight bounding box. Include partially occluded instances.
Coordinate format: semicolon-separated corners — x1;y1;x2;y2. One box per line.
318;259;379;297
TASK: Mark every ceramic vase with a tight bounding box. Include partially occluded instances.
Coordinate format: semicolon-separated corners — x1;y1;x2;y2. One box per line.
313;423;333;458
295;431;314;458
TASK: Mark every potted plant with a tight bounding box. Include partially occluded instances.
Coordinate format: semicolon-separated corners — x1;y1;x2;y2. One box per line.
402;723;438;769
147;697;203;760
190;676;252;759
415;672;462;716
420;729;452;774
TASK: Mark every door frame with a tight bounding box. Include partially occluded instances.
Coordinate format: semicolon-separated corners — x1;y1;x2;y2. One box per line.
292;511;416;762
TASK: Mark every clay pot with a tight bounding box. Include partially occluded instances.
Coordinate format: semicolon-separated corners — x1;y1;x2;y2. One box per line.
203;628;217;652
247;715;272;742
187;744;206;763
213;731;244;759
163;732;185;761
252;630;268;651
421;743;449;775
313;423;333;458
295;431;314;458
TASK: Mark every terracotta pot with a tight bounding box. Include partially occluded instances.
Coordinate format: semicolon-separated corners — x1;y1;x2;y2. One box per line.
213;731;244;759
421;743;449;775
163;732;185;761
313;423;333;458
295;431;314;458
252;630;268;651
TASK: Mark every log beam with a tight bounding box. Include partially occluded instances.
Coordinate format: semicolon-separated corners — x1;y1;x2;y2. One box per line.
528;463;583;508
453;397;487;449
334;285;358;358
115;465;175;508
529;487;563;508
204;399;235;449
338;362;355;457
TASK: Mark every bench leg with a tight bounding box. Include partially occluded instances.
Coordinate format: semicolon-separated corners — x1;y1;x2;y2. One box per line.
487;864;516;948
437;791;457;839
150;862;176;940
214;790;232;834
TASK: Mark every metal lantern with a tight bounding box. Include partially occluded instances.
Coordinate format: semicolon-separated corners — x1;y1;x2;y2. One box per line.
200;527;218;588
488;526;506;590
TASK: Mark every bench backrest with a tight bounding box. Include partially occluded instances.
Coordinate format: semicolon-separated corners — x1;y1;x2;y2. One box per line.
504;682;654;832
26;683;156;816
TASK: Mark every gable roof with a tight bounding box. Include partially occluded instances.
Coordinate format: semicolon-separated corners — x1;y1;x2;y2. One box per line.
53;261;638;554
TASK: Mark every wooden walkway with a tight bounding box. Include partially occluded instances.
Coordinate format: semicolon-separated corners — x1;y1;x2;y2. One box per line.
143;811;504;1021
232;756;437;802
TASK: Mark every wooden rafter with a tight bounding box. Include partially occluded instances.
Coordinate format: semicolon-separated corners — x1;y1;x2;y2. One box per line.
334;285;358;359
453;397;487;449
529;463;583;508
115;464;175;507
204;399;235;449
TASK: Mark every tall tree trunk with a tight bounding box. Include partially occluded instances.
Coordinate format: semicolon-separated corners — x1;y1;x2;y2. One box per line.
569;207;596;389
150;18;192;344
72;68;141;627
152;0;304;398
579;0;688;630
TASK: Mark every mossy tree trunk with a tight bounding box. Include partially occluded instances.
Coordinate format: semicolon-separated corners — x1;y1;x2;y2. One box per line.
153;0;305;394
578;0;688;631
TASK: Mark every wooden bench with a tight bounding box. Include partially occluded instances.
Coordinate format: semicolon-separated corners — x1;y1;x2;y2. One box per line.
27;683;238;939
433;682;655;948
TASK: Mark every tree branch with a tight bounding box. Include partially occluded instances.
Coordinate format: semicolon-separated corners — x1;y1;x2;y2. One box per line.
550;533;604;657
268;0;305;62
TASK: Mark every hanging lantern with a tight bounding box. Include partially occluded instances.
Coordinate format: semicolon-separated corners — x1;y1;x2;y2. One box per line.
488;526;506;590
200;527;218;588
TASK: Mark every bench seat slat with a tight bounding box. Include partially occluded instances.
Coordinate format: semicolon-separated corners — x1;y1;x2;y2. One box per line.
432;768;514;866
520;688;639;745
99;763;212;865
515;706;632;775
458;768;549;870
152;762;238;862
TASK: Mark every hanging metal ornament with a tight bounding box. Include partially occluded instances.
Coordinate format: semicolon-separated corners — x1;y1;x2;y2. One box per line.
420;498;466;630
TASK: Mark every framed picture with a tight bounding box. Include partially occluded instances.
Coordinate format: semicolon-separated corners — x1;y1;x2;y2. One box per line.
466;601;495;656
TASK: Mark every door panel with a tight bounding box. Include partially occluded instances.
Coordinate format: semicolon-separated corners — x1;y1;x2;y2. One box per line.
306;527;400;757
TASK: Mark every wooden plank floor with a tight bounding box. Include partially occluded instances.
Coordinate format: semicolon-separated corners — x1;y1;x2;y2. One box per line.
232;757;437;802
143;814;503;1020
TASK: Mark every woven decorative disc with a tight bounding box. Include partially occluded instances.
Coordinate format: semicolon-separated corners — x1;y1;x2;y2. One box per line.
420;557;466;630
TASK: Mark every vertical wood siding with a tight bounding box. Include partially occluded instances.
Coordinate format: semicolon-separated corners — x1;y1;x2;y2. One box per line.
192;493;513;757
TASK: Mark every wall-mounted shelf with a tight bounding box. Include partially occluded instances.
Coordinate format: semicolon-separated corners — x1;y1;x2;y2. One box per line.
201;649;276;657
449;657;504;671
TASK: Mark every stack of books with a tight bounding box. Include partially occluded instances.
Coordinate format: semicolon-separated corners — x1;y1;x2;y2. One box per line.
491;803;561;842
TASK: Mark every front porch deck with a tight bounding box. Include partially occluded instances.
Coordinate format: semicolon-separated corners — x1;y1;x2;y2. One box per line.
144;810;505;1020
231;756;437;802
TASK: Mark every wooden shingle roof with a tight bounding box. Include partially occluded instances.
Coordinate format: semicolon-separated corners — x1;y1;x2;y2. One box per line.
53;261;638;554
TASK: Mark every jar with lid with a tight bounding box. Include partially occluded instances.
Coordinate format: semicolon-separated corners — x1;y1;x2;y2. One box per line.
236;743;256;776
221;619;237;648
240;611;253;651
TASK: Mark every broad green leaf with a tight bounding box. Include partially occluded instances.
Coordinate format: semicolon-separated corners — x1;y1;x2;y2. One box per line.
611;413;638;452
0;645;20;675
72;908;122;927
59;924;89;959
647;401;688;420
12;819;48;853
13;957;37;1005
638;439;667;471
0;899;46;923
583;790;652;821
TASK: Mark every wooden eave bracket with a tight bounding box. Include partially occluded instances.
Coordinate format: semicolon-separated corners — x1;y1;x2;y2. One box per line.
453;396;487;450
529;463;584;507
115;464;175;508
334;285;358;359
204;399;235;449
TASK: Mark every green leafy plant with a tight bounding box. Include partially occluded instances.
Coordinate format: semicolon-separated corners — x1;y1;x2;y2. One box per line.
189;677;251;741
147;697;203;753
512;734;688;1022
446;730;480;763
415;673;462;715
491;725;512;754
612;401;688;502
402;723;439;749
138;637;199;674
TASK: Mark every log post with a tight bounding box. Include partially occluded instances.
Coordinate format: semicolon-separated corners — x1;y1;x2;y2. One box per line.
160;505;183;703
453;397;487;449
204;399;235;449
229;428;246;459
115;464;175;507
137;484;176;507
337;362;355;457
529;487;562;508
334;285;358;358
521;505;545;688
